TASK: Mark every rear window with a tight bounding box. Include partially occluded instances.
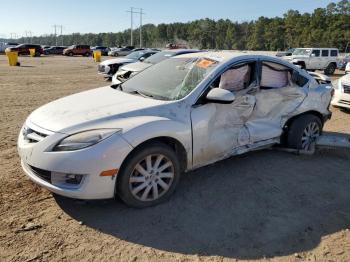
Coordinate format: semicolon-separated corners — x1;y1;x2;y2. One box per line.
322;50;329;57
330;50;338;57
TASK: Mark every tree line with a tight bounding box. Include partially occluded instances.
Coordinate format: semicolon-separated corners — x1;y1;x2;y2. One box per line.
12;0;350;52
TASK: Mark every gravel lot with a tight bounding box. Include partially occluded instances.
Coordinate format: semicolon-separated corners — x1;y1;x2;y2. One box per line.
0;55;349;262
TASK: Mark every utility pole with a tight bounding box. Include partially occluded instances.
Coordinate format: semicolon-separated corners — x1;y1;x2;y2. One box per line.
127;7;145;47
25;31;33;43
126;7;136;46
139;8;145;48
53;25;58;46
60;25;63;46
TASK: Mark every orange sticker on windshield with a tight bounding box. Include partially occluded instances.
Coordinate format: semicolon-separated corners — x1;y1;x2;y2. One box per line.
197;59;216;69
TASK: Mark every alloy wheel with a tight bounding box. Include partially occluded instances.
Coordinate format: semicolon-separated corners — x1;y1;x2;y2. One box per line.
301;122;320;150
129;154;174;202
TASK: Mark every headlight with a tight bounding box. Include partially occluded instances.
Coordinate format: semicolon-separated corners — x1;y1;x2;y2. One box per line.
53;129;121;151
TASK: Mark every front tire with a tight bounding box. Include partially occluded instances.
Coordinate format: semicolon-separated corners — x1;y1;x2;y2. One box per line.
117;143;180;208
287;115;322;150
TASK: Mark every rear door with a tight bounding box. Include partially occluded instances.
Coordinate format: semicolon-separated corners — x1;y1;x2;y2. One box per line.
246;60;308;143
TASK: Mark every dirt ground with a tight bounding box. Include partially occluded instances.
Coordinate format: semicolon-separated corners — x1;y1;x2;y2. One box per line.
0;55;349;262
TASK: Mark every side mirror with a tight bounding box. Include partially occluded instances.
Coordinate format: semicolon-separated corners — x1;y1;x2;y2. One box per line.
139;57;145;62
311;53;316;57
206;88;235;104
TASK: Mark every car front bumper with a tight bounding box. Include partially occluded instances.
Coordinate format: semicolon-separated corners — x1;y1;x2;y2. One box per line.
18;121;133;199
331;88;350;109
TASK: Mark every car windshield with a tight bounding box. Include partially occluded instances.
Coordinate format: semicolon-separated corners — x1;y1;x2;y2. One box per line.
126;51;145;59
121;57;219;100
293;49;311;56
143;51;175;64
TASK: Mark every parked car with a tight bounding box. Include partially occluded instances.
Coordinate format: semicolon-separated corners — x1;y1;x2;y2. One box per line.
113;49;202;83
338;54;350;70
43;46;66;55
98;50;158;78
346;62;350;74
166;43;188;49
0;42;19;53
276;48;295;57
5;44;43;56
91;46;110;56
18;52;332;207
283;48;339;75
108;47;134;57
63;45;91;56
332;73;350;109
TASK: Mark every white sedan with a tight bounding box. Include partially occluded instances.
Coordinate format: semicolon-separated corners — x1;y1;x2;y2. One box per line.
332;73;350;109
18;52;332;207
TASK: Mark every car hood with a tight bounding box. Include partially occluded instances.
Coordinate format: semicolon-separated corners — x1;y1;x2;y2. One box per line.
120;62;152;72
340;74;350;85
101;58;135;66
28;86;168;133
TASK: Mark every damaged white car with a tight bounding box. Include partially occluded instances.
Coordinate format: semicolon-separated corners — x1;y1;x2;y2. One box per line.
18;52;332;207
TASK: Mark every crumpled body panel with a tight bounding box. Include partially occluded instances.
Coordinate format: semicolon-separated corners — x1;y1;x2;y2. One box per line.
191;85;307;168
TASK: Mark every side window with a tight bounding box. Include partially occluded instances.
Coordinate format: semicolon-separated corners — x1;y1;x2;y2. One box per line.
330;50;338;57
312;50;320;57
260;62;291;89
218;62;257;92
322;50;329;57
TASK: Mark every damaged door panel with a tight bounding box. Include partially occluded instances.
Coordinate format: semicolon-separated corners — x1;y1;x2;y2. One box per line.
191;60;258;168
246;61;307;143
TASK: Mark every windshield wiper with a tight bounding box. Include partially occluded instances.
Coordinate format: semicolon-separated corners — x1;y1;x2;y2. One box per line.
129;90;170;101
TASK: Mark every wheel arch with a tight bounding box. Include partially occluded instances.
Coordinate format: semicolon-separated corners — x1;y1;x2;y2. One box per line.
119;136;188;177
281;110;324;145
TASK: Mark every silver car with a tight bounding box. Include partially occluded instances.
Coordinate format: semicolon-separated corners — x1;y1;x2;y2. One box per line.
18;52;332;207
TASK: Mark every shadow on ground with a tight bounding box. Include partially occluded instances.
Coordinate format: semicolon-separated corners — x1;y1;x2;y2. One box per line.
56;148;350;259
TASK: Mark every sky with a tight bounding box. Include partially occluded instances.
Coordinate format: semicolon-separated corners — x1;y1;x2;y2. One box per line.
0;0;336;38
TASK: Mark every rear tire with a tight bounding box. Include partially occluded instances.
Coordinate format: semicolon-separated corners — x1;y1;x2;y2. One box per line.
287;114;322;150
324;63;336;75
84;52;90;57
117;142;181;208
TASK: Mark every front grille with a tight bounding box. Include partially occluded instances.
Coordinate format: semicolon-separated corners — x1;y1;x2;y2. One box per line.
23;127;48;143
339;100;350;105
28;165;51;183
343;84;350;94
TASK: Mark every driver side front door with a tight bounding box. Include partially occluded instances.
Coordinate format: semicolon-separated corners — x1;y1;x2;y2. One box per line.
190;60;258;168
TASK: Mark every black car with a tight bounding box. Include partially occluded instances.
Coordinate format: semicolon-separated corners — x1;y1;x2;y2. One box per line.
43;46;66;55
91;46;110;56
6;44;43;56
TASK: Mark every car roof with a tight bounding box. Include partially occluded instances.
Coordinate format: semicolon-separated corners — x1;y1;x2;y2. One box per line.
295;47;339;50
175;51;303;69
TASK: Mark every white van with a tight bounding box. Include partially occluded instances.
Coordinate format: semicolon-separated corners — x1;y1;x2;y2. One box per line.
0;42;19;53
284;48;339;75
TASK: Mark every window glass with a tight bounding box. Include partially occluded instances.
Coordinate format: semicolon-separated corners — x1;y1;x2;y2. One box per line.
122;57;218;100
330;50;338;57
322;50;329;57
219;63;255;92
261;62;290;89
312;50;320;57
